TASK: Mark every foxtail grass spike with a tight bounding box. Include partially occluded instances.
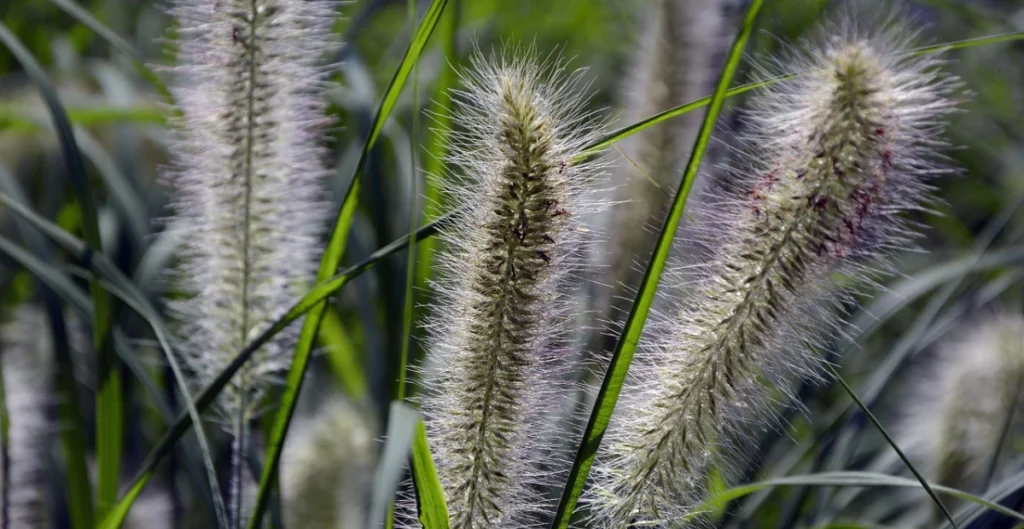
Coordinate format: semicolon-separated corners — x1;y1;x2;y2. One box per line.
589;20;961;527
594;0;726;321
416;47;609;528
281;397;377;528
1;307;54;529
163;0;336;525
902;313;1024;507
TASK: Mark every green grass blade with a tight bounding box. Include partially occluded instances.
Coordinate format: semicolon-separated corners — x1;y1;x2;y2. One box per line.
415;0;459;290
576;31;1024;162
0;241;93;529
0;21;113;525
45;0;176;108
549;2;764;527
577;74;791;160
696;472;1024;524
397;0;424;406
246;1;449;525
319;308;368;398
908;31;1024;57
0;104;167;131
412;421;450;528
0;192;230;527
823;363;958;527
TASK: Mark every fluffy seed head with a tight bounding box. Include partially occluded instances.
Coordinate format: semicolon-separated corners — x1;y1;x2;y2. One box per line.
281;397;376;528
902;313;1024;494
594;0;726;318
417;47;608;528
164;0;335;416
1;307;54;528
589;21;960;527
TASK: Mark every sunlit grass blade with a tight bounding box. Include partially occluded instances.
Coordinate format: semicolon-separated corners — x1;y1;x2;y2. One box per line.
45;0;176;108
415;0;459;290
549;2;764;526
411;421;449;528
0;104;167;131
319;308;368;399
247;1;449;525
0;20;116;524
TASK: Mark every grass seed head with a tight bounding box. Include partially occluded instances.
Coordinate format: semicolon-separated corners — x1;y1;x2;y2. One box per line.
589;18;961;527
417;45;609;528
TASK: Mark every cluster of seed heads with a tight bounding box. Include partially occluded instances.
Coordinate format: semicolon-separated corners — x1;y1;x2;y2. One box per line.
587;24;959;527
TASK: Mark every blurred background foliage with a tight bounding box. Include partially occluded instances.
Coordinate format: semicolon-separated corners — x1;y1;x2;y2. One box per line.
2;0;1024;527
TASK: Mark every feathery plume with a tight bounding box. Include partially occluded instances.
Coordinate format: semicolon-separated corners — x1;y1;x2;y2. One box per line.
594;0;726;324
163;0;335;524
281;397;376;528
902;313;1024;501
589;21;960;527
0;307;54;528
417;48;608;528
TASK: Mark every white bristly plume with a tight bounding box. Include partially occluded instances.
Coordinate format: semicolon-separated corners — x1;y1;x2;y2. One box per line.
1;307;54;528
902;313;1024;503
163;0;336;525
416;47;609;528
588;19;961;527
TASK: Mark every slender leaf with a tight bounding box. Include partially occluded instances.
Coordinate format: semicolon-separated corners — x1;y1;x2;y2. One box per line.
412;421;450;529
45;0;176;108
550;2;764;526
0;193;230;527
697;472;1024;524
99;207;444;528
0;21;112;525
824;364;957;527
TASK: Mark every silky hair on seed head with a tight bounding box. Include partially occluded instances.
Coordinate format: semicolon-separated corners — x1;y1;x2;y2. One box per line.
901;313;1024;498
1;307;54;528
587;16;961;527
414;45;610;528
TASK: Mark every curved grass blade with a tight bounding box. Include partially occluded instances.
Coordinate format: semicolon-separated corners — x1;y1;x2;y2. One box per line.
696;472;1024;524
0;20;117;524
550;2;764;526
0;192;230;527
0;224;217;521
246;1;449;526
45;0;176;108
98;209;444;529
944;469;1024;528
576;31;1024;161
823;363;957;527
